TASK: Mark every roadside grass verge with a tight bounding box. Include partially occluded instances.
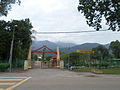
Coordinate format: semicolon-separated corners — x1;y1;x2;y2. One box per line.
0;68;24;74
0;72;5;74
72;68;120;74
72;68;91;72
102;68;120;74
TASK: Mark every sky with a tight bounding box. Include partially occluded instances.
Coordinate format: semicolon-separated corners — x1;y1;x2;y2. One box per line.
1;0;120;44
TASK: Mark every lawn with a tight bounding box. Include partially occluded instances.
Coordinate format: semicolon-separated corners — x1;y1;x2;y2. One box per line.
0;72;5;74
102;68;120;74
72;68;91;72
72;68;120;74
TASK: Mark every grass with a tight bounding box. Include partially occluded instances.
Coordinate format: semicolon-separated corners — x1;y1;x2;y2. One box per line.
0;68;24;74
72;68;120;74
12;68;24;72
102;68;120;74
72;68;91;72
0;72;6;74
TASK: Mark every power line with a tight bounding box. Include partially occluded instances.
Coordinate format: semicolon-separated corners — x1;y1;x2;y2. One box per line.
35;29;109;34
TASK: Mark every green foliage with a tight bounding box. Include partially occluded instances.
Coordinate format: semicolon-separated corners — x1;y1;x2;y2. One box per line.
69;52;80;65
32;54;38;61
101;63;109;68
73;68;91;72
46;56;52;61
61;52;90;67
102;68;120;74
78;0;120;31
0;20;11;60
0;63;9;72
109;40;120;58
0;0;21;16
0;19;33;63
73;67;120;74
92;63;98;68
61;40;120;69
12;59;24;68
91;45;109;60
61;53;69;68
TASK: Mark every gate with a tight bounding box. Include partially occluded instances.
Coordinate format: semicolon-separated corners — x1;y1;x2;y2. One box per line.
32;61;50;69
32;45;60;68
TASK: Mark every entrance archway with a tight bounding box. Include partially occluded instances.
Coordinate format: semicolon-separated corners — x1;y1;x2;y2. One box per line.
32;45;60;68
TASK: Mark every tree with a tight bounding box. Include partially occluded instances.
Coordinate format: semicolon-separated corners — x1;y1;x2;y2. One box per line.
109;40;120;58
0;19;33;62
0;0;21;16
78;0;120;31
10;19;33;60
92;45;109;60
46;56;52;61
61;52;91;67
69;52;80;65
0;20;11;60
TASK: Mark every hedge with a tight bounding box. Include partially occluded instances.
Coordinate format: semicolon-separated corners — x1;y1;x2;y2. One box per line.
0;63;9;72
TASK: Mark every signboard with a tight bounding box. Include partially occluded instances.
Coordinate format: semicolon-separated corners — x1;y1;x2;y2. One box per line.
76;50;95;53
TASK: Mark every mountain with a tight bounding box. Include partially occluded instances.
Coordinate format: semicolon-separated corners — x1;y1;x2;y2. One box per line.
71;43;101;50
104;44;110;48
56;42;76;48
32;40;57;50
32;40;110;54
32;40;76;50
32;40;77;56
61;43;101;53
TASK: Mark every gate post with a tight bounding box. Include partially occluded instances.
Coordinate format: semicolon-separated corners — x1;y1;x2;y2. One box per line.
28;45;32;68
57;47;60;68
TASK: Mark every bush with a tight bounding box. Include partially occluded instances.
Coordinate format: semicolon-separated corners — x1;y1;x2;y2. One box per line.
92;64;98;68
92;63;109;69
99;63;109;68
0;63;9;72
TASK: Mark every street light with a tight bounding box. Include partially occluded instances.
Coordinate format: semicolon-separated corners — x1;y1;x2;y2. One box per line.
9;25;17;72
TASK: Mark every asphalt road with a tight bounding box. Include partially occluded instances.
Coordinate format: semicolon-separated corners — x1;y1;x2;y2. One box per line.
1;69;120;90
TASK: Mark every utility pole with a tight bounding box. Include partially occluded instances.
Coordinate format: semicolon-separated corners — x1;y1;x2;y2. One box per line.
68;53;70;69
42;47;46;61
67;47;71;69
9;25;17;72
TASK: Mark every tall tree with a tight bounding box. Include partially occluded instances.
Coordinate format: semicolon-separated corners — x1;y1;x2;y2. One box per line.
109;40;120;58
78;0;120;31
92;45;109;60
0;19;33;61
10;19;33;60
0;20;11;60
0;0;21;16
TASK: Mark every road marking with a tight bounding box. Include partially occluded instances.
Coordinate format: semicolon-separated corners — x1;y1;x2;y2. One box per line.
0;77;29;79
5;77;32;90
0;83;15;85
0;77;32;90
0;79;23;81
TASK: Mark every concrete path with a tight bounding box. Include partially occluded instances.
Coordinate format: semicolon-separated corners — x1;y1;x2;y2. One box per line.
0;69;120;90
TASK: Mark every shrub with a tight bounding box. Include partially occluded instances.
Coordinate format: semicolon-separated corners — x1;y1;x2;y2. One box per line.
92;64;98;68
100;63;109;68
0;63;9;72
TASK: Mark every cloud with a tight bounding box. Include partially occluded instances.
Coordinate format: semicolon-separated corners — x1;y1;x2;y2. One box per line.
1;0;120;44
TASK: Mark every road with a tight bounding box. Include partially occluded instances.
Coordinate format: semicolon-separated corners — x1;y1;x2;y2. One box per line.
0;69;120;90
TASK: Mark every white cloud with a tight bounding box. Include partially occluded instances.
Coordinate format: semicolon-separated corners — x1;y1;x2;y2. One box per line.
0;0;120;44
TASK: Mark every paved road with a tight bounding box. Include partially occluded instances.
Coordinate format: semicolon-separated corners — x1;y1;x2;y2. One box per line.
1;69;120;90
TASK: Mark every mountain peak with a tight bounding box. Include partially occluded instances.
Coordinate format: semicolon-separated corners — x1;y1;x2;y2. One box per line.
32;40;109;52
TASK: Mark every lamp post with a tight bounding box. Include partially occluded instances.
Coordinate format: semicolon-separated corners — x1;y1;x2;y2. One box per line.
9;25;17;72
